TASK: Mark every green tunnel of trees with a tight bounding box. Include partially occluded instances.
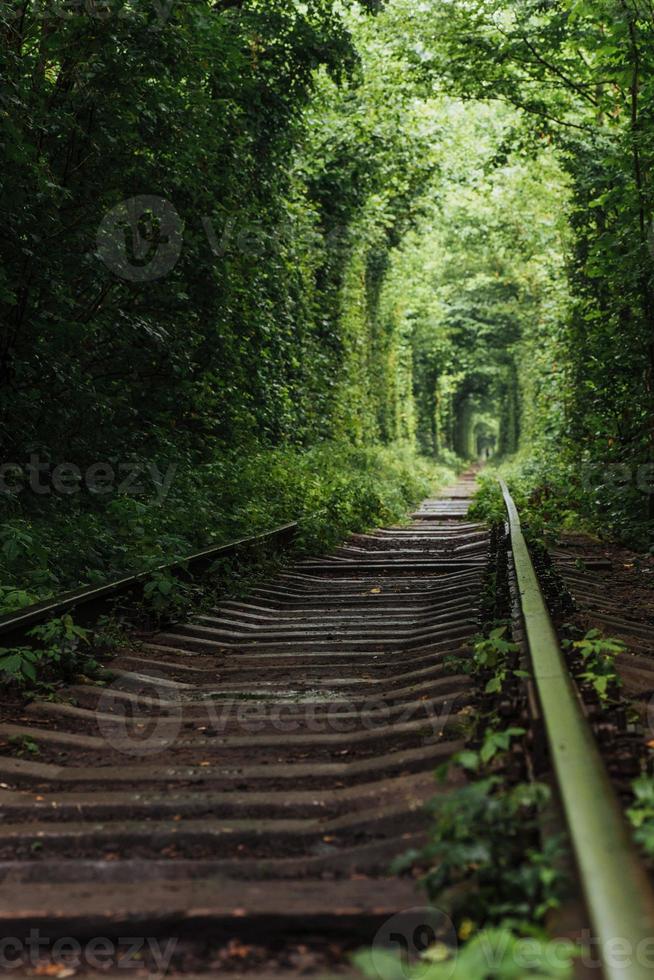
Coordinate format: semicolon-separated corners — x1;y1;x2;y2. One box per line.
1;0;654;602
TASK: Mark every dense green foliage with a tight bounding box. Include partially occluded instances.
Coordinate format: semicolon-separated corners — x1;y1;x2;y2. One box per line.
3;0;654;606
0;1;456;601
0;443;451;610
386;0;654;544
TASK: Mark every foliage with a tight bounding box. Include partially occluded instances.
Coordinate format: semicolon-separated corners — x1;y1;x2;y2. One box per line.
0;0;362;457
446;626;526;715
353;928;576;980
142;571;197;622
0;645;44;686
8;734;40;758
0;586;40;616
92;614;133;655
375;98;570;460
363;721;571;980
386;0;654;544
628;775;654;856
474;628;524;696
0;443;454;611
396;728;566;931
3;0;654;624
565;629;623;703
447;728;527;777
470;459;637;544
0;0;466;606
0;613;97;689
469;476;510;528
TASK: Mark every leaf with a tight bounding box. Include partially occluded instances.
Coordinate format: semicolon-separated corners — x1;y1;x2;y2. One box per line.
485;675;503;694
352;948;409;980
455;749;480;771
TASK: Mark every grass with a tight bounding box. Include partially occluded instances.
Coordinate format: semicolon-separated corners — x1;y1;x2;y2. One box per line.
0;440;460;614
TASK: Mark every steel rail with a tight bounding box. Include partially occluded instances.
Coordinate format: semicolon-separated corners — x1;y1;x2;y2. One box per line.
501;481;654;980
0;522;298;646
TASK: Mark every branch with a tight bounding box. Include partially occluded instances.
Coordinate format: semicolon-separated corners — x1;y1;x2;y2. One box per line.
519;34;600;107
212;0;244;11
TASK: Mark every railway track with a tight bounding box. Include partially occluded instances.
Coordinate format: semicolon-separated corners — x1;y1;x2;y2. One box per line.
0;472;652;977
0;474;487;965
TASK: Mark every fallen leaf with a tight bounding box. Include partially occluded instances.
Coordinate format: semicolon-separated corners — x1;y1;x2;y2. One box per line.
32;965;75;978
226;940;253;958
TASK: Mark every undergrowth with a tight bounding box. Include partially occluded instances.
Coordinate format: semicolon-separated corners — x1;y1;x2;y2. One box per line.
356;597;576;980
408;625;570;938
0;444;459;691
0;614;99;690
0;442;458;614
469;458;654;551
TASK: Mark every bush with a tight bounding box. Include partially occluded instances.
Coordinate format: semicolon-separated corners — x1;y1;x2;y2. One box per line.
0;442;458;613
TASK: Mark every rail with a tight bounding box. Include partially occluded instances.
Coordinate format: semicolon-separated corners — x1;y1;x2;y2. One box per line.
502;480;654;980
0;521;298;646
